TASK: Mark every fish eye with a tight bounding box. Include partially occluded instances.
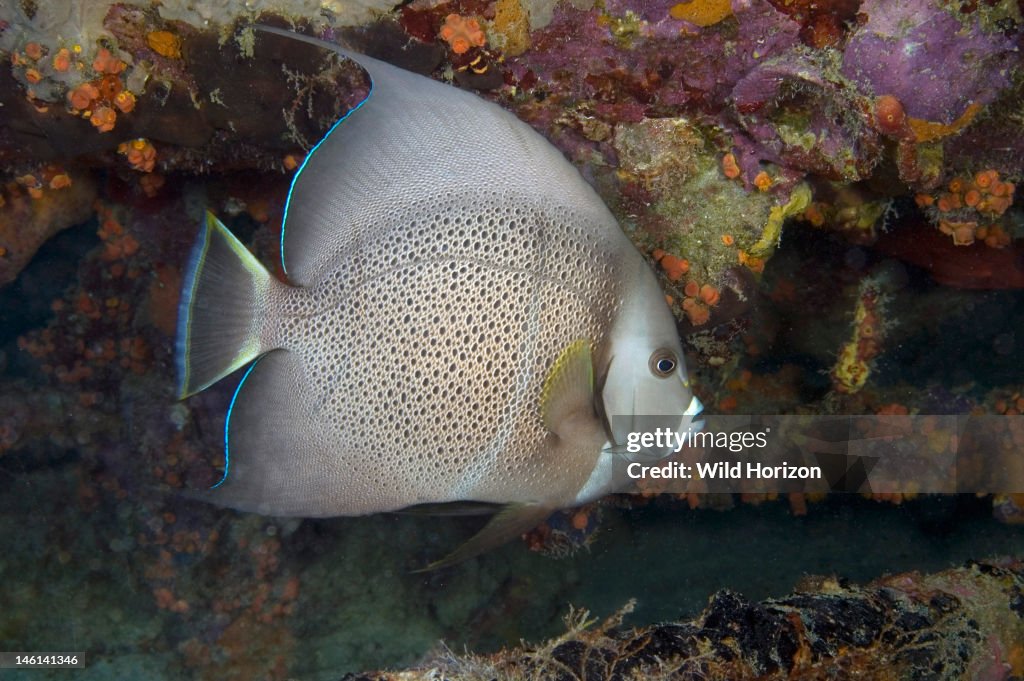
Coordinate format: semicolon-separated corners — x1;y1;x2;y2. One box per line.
649;349;677;378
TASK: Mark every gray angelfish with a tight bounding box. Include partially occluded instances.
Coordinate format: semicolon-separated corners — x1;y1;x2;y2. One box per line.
176;26;702;568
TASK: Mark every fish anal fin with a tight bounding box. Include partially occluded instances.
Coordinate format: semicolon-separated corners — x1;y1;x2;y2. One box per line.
399;501;502;516
414;504;553;572
541;339;596;437
201;350;343;516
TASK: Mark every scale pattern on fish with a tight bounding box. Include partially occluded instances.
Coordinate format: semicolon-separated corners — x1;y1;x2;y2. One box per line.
176;26;701;564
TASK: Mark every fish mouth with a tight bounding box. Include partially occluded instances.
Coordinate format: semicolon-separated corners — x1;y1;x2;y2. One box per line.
602;391;706;463
684;394;704;431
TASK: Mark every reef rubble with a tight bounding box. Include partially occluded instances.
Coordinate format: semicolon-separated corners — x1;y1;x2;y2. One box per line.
343;558;1024;681
2;0;1020;295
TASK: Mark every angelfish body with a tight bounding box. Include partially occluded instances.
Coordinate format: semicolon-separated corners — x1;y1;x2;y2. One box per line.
177;27;701;562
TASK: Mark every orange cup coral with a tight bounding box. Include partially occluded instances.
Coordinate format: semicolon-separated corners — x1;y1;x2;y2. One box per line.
67;82;99;111
92;47;125;75
721;152;741;179
90;105;117;133
753;171;772;191
439;14;487;55
698;284;720;306
24;42;44;61
114;90;136;113
52;48;71;72
49;174;72;190
660;254;689;281
118;138;157;173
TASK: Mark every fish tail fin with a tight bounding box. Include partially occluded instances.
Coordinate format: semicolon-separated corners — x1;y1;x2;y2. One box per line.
177;211;276;398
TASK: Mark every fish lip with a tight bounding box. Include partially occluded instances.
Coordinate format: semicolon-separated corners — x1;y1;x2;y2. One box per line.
684;395;703;417
602;393;705;462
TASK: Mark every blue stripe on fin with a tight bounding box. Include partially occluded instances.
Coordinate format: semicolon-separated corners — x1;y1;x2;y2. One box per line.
176;213;212;397
276;43;375;278
214;358;263;489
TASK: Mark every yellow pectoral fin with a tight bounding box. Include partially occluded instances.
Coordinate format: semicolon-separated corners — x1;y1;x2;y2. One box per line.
540;339;596;435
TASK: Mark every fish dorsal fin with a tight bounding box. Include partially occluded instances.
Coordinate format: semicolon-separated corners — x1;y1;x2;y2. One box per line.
541;339;596;436
253;26;609;287
414;503;552;571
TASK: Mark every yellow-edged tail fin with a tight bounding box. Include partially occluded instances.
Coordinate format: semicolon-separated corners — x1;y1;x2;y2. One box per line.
176;211;273;398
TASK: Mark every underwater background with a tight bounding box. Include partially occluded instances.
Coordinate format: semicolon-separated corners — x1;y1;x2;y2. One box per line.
2;0;1024;678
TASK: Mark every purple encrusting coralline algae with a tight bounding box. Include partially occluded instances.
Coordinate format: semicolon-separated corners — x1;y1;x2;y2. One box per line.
730;56;882;182
842;0;1019;125
507;0;800;111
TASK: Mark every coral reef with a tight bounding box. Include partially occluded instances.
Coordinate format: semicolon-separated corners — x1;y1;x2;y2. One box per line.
2;0;1021;310
0;0;1018;496
0;5;370;167
612;117;779;290
842;0;1018;128
732;54;880;182
1;0;1024;675
0;168;97;286
344;559;1024;680
874;220;1024;290
916;169;1016;247
830;276;888;394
